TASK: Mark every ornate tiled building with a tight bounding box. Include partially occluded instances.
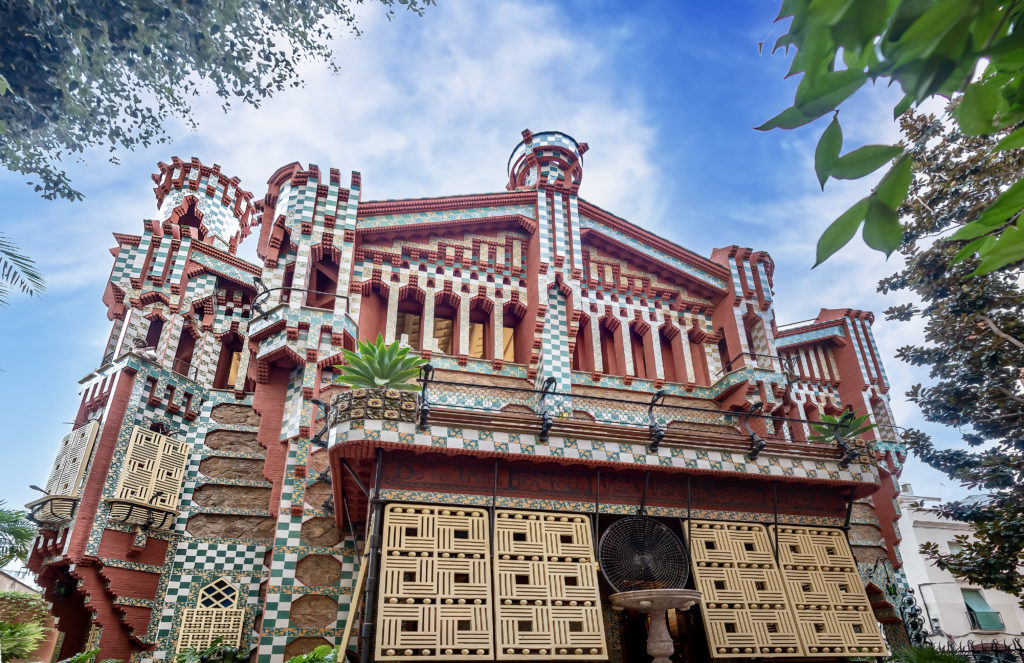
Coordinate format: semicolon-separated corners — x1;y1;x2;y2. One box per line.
27;130;912;663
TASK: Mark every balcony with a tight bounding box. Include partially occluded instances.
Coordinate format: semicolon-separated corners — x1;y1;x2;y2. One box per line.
25;495;79;526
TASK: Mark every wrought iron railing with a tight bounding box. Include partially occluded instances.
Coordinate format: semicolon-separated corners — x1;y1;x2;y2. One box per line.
935;639;1023;663
414;369;871;464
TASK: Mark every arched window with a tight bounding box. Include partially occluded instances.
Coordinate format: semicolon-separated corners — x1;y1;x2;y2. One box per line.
357;282;389;342
144;317;164;349
571;314;594;372
599;316;625;376
628;321;654;379
213;332;245;390
659;324;683;383
396;286;424;350
173;326;197;377
432;292;460;355
468;297;494;359
306;248;340;310
502;301;528;363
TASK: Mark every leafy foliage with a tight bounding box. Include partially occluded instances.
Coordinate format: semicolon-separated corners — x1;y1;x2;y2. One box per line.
879;109;1024;600
0;501;35;567
0;620;46;660
807;411;875;444
0;592;50;625
174;637;242;663
892;645;968;663
334;334;426;391
283;644;342;663
0;234;45;307
763;0;1024;272
0;0;432;202
58;648;120;663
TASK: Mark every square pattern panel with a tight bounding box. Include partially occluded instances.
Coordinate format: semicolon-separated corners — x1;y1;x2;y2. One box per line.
376;504;494;661
688;521;803;658
493;511;606;661
771;526;888;657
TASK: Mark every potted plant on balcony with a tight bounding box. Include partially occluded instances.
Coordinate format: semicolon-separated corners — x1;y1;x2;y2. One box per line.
332;335;426;424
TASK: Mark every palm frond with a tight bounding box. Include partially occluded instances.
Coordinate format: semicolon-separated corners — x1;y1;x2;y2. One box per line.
0;233;44;306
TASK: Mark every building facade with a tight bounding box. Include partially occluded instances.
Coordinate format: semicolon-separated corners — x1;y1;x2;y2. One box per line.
897;488;1024;648
26;130;912;662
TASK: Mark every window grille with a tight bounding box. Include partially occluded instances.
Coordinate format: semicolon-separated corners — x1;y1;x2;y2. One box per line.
107;426;189;529
45;420;100;497
177;578;245;651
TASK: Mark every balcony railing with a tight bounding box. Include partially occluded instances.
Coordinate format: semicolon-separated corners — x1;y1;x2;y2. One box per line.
171;358;199;381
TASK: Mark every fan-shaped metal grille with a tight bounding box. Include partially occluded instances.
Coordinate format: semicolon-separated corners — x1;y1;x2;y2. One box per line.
598;516;689;593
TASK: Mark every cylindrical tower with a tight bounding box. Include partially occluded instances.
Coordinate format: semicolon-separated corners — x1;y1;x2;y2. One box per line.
506;129;588;193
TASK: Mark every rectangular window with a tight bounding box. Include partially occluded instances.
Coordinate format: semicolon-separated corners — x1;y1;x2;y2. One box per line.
962;589;1004;631
396;311;421;349
502;326;515;362
469;322;486;359
433;316;454;355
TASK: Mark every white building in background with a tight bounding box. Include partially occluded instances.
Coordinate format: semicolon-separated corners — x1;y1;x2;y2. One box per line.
897;486;1024;647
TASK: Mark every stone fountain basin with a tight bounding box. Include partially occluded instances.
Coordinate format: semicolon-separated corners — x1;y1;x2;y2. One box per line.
609;588;702;612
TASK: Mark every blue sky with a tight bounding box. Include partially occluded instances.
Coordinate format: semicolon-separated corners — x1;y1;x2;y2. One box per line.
0;1;968;513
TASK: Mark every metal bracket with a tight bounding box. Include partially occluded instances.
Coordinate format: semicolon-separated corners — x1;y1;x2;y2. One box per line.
310;398;331;448
743;402;767;460
417;363;434;429
538;377;557;442
647;389;667;453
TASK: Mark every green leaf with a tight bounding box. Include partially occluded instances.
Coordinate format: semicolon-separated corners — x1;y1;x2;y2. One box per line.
893;93;914;119
970;223;1024;275
950;236;991;265
829;144;903;179
874;156;913;209
814;197;869;267
862;196;903;255
974;178;1024;227
794;69;866;118
957;81;1001;135
814;115;843;189
756;105;814;131
993;125;1024;151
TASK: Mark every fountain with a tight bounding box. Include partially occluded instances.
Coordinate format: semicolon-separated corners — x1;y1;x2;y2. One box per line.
610;588;702;663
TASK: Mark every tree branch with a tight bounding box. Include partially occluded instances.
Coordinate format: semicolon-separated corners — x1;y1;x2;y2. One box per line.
978;314;1024;350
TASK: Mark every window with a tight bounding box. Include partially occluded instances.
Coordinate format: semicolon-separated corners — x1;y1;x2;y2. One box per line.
628;323;652;379
947;542;963;555
172;328;197;377
432;293;459;355
280;263;295;303
571;314;594;372
659;326;680;383
213;333;244;390
177;578;245;651
396;288;424;349
144;318;164;349
599;317;625;376
357;283;388;342
962;589;1004;631
468;299;493;359
502;301;528;364
306;249;340;310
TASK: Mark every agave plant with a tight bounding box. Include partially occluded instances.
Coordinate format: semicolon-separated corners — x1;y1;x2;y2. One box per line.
334;334;426;391
807;410;875;444
0;620;46;660
58;649;121;663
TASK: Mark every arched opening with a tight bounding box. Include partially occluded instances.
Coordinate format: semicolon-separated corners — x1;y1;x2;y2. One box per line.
432;292;460;355
599;317;625;376
502;301;528;364
357;283;389;342
213;332;245;390
468;297;494;360
280;263;296;304
173;326;198;377
659;324;683;383
628;322;654;379
717;332;732;375
396;287;424;350
305;248;340;310
571;314;594;372
144;317;164;349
